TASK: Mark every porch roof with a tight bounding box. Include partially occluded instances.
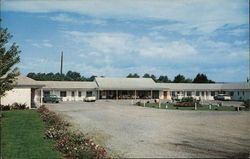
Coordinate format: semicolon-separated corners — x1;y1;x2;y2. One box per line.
95;77;163;90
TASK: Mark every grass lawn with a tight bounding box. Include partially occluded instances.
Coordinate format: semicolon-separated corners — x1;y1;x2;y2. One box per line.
0;110;62;159
136;102;245;111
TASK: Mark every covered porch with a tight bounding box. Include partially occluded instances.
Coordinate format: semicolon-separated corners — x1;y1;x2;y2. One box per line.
98;90;160;99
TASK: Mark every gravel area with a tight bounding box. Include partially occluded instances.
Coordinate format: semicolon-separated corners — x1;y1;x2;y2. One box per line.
46;100;250;158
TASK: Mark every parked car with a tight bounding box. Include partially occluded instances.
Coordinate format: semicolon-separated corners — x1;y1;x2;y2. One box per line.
172;94;184;101
84;96;96;102
43;94;62;103
214;94;231;101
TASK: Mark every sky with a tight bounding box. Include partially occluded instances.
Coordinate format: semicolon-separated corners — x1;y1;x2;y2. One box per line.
1;0;249;82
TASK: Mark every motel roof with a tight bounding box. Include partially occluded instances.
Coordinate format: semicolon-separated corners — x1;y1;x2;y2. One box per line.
15;75;44;87
95;77;162;90
221;83;250;90
156;82;250;91
39;81;98;90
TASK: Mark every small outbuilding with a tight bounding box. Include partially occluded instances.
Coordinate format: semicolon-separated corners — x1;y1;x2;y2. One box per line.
1;75;44;108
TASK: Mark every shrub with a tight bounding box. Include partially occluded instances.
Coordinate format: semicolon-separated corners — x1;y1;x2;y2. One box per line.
11;102;27;110
181;97;195;102
244;99;250;110
1;105;11;111
136;101;141;106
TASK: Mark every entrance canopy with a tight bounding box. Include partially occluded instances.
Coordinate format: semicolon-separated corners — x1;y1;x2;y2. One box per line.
95;77;163;90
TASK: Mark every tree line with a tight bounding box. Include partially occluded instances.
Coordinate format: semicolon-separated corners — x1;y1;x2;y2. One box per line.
27;71;97;81
27;71;215;83
127;73;215;83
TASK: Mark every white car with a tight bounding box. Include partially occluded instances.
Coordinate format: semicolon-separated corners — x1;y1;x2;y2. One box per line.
214;94;231;101
172;94;184;101
84;96;96;102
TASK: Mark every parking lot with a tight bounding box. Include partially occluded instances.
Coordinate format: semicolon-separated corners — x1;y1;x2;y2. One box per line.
46;100;250;158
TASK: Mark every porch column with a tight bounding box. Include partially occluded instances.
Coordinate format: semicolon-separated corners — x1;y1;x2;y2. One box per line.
134;90;137;99
116;90;118;100
97;90;99;99
40;88;43;106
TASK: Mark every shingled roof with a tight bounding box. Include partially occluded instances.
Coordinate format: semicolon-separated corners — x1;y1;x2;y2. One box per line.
157;82;250;91
39;81;97;90
95;77;161;90
15;75;44;87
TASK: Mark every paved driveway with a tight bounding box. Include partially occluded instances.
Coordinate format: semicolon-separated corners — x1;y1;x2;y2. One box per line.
46;100;250;158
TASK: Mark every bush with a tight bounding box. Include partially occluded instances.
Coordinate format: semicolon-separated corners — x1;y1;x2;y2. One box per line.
181;97;195;102
11;102;27;110
136;101;141;106
37;106;110;159
0;105;11;111
244;99;250;110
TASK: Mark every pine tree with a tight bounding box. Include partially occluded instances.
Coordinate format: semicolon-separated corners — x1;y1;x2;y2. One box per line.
0;25;21;104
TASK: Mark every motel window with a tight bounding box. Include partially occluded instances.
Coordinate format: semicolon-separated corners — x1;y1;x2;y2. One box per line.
44;91;50;96
171;91;175;96
78;91;82;97
196;91;200;96
71;91;75;97
60;91;67;97
243;92;245;96
87;91;92;97
230;92;234;96
187;91;192;96
238;92;240;96
211;91;215;96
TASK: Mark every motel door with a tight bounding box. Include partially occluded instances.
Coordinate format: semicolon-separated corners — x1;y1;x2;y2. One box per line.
31;88;36;108
163;91;168;99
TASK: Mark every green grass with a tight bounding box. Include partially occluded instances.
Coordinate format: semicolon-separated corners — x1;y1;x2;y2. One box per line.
137;102;245;111
0;110;62;159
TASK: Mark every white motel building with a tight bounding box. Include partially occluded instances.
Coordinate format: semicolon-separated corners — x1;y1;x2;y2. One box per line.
1;75;250;108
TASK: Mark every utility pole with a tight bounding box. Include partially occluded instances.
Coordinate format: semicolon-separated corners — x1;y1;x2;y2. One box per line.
60;51;63;75
249;50;250;82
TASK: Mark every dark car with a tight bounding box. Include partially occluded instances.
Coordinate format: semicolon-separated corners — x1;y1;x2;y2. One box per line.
43;94;62;103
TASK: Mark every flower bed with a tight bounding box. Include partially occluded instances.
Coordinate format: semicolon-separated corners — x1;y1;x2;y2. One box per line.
37;106;110;159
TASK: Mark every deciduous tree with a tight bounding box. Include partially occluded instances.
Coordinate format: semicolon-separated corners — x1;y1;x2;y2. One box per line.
0;25;21;104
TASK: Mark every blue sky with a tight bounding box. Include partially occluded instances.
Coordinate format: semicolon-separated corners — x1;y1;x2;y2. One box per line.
1;0;249;82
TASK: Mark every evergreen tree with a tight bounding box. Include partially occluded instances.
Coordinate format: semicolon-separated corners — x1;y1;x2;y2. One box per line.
142;73;151;78
127;73;140;78
173;74;186;83
157;75;171;83
193;73;215;83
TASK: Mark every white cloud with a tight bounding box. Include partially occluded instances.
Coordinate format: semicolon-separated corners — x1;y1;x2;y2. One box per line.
31;43;40;47
135;39;197;58
49;13;106;25
229;50;248;58
65;31;134;54
43;43;53;47
2;0;248;34
65;31;197;59
31;40;53;48
234;40;248;46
